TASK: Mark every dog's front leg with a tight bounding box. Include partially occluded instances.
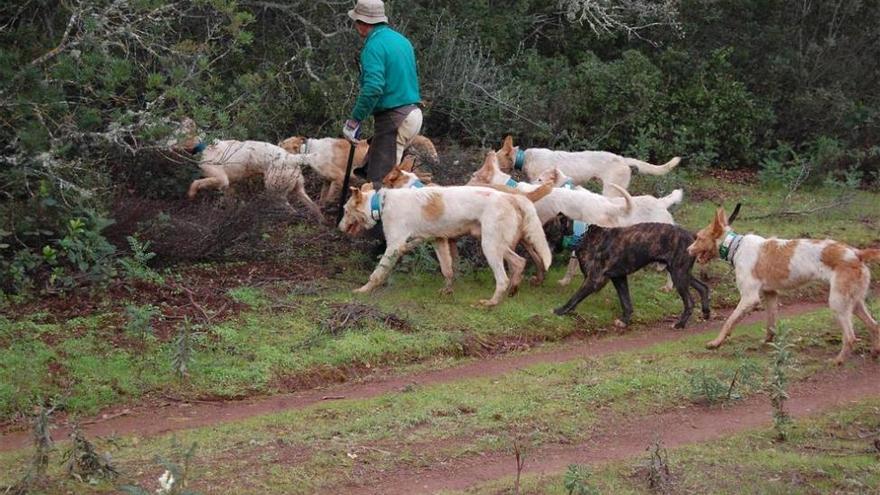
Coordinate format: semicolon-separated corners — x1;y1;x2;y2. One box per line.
554;276;608;315
707;293;761;348
354;237;422;294
558;254;579;286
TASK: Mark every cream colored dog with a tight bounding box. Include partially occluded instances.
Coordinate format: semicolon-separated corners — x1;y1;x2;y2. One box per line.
495;135;680;197
381;155;552;291
688;207;880;364
338;180;552;307
535;167;684;287
279;135;439;204
169;118;322;221
466;151;634;226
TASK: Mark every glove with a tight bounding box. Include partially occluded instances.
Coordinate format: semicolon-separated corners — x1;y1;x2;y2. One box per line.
343;119;361;143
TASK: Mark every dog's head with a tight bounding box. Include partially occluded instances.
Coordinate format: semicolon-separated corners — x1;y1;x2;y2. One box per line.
338;183;375;236
466;151;503;186
494;135;518;172
278;136;306;154
688;207;728;264
535;168;565;187
166;117;200;152
383;156;418;189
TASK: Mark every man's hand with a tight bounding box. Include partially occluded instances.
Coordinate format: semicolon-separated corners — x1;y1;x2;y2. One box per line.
343;119;361;143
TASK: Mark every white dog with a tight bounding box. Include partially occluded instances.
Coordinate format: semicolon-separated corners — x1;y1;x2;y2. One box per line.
494;135;680;197
535;167;684;286
338;181;552;307
279;135;439;204
169;118;322;221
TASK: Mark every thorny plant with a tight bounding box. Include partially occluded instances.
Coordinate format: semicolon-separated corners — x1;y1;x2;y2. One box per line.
769;322;795;441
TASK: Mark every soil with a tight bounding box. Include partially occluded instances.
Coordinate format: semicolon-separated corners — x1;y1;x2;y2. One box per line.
0;300;829;452
353;360;880;495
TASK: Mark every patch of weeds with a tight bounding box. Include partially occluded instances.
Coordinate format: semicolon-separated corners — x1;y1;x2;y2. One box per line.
172;316;196;380
563;464;599;495
124;303;158;341
4;405;54;494
119;235;163;285
119;439;200;495
637;438;673;493
322;302;411;335
63;425;119;483
769;322;795;441
688;356;760;405
226;286;268;308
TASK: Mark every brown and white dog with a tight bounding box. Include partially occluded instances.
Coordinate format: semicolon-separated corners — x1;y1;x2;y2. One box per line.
338;181;552;306
688;207;880;364
495;135;680;197
381;155;552;291
279;135;439;204
169;118;322;221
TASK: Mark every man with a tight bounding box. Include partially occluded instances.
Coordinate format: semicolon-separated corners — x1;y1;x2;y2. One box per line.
343;0;422;190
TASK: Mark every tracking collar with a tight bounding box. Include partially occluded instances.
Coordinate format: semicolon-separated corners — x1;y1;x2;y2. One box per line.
719;231;743;265
409;179;425;188
505;177;518;188
564;220;590;250
513;148;526;171
189;141;207;155
370;191;383;221
562;178;576;190
300;139;309;155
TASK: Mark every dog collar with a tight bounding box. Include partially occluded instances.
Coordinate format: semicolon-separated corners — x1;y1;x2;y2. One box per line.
719;231;743;264
409;179;425;189
300;140;309;154
189;141;207;154
513;148;526;171
563;220;590;249
562;179;575;190
370;191;383;221
505;177;518;188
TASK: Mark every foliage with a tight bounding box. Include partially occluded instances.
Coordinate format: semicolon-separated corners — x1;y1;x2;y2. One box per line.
564;464;600;495
119;439;200;495
688;356;760;405
62;426;119;484
6;406;55;494
173;317;195;380
768;322;794;441
119;235;163;285
124;304;158;340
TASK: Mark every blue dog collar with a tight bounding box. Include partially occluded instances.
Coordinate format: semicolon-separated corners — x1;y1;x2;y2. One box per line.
719;231;743;264
562;178;575;190
370;192;383;221
410;179;425;189
563;220;589;249
513;148;526;171
190;141;207;154
505;177;518;188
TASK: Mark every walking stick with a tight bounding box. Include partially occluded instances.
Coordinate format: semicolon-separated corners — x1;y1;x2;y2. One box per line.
336;141;357;225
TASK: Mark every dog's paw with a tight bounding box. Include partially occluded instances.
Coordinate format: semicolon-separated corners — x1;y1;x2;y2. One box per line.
673;321;686;329
705;339;723;349
553;307;568;316
352;285;372;294
613;319;628;329
659;286;674;293
557;279;572;287
438;286;454;296
529;275;543;286
702;311;711;321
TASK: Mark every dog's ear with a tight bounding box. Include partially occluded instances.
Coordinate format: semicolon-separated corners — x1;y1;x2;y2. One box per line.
550;168;560;182
481;151;496;170
400;155;416;172
711;207;727;236
502;135;513;152
383;166;402;187
727;203;742;225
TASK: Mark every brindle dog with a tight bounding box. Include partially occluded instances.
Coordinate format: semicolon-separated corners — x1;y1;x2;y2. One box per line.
554;223;711;328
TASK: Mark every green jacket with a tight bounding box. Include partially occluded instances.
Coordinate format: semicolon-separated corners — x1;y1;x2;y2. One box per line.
350;24;421;122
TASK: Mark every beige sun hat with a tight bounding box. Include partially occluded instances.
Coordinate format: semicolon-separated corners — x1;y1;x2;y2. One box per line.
348;0;388;24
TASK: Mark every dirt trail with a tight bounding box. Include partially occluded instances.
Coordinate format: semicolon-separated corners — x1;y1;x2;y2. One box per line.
0;301;826;452
352;360;880;495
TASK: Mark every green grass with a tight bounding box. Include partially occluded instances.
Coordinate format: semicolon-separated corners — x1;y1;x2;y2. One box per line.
451;398;880;495
2;305;875;493
1;178;878;424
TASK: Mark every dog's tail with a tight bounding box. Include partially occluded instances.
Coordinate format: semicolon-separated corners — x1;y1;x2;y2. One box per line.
609;184;634;215
857;248;880;264
625;156;680;176
659;188;684;210
519;200;553;270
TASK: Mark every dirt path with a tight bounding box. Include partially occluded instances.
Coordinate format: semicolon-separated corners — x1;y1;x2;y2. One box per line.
351;360;880;495
0;301;826;452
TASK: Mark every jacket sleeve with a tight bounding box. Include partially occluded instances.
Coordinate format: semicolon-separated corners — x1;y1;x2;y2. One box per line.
350;44;386;121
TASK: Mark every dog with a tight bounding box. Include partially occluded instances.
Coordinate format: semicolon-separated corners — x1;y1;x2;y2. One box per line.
169;118;322;221
687;206;880;364
494;135;680;197
554;223;711;329
338;181;552;306
382;155;552;290
466;151;635;226
279;135;439;204
535;167;684;287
